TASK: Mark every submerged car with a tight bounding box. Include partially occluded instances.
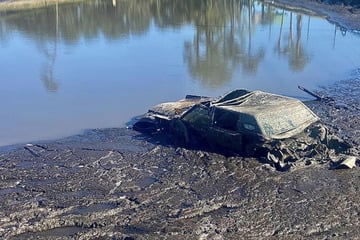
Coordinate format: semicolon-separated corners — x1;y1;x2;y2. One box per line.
133;89;318;149
133;89;352;169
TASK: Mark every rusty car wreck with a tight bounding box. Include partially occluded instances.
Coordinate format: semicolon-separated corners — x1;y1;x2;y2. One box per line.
133;89;354;170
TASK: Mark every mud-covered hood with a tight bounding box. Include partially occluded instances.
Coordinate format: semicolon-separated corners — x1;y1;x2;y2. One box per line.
150;97;211;119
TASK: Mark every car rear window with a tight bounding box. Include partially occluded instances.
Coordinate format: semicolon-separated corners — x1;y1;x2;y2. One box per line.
256;104;317;137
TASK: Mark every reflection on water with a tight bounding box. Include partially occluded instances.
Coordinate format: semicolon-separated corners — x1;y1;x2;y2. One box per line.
0;0;359;146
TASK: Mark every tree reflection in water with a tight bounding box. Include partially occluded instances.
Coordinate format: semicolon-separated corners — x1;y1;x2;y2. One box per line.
40;2;59;92
0;0;317;89
183;0;268;87
276;10;309;72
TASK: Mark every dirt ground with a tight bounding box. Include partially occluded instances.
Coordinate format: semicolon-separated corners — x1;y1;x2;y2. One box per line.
1;1;360;239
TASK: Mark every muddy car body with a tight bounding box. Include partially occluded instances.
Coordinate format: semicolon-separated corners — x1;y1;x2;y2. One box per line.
133;89;321;154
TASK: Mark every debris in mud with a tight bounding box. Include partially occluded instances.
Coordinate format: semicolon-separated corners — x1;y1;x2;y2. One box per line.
133;89;354;171
330;155;358;169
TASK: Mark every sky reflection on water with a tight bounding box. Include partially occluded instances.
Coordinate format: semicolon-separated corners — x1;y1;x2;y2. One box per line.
0;0;359;146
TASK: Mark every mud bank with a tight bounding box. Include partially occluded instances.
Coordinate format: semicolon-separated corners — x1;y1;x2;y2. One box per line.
270;0;360;31
0;72;360;239
0;0;82;11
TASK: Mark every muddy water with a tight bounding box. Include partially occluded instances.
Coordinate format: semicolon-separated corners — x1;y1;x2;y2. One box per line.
0;0;360;146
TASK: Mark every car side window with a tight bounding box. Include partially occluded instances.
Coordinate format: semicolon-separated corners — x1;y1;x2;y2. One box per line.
182;105;210;125
243;123;256;131
236;113;259;133
213;108;239;131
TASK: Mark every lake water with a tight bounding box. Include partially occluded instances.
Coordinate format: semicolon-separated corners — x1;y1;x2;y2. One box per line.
0;0;360;146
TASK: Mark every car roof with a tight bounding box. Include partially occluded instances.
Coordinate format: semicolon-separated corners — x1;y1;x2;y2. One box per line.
213;90;319;139
214;90;302;113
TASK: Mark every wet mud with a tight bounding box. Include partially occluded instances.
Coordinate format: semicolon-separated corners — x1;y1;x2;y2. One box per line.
0;71;360;239
0;0;360;237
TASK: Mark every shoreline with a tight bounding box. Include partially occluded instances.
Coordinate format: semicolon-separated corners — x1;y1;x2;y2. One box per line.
0;0;84;11
271;0;360;31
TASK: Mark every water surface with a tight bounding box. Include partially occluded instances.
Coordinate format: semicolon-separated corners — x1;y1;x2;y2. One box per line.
0;0;359;146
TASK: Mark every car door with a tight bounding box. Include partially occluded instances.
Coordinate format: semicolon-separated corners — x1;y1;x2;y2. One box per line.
208;108;243;150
